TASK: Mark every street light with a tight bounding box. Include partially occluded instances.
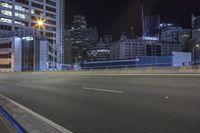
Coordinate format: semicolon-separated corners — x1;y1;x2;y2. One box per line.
192;44;200;64
37;20;44;27
36;19;56;71
36;18;45;28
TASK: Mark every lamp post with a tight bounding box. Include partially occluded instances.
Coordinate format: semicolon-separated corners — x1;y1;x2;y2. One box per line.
36;20;56;71
192;44;200;64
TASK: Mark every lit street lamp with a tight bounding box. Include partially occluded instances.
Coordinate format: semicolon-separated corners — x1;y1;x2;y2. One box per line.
37;20;44;27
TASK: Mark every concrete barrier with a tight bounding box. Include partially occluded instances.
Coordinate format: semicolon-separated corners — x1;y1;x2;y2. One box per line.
0;95;72;133
1;66;200;74
65;66;200;74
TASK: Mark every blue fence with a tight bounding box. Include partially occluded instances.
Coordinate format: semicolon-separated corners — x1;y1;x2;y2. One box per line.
83;57;173;69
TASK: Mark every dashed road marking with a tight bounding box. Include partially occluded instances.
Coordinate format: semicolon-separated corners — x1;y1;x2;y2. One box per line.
83;87;125;94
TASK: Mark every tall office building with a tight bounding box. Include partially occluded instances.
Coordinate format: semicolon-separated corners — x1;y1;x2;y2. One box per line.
192;14;200;30
0;0;65;64
159;23;182;44
178;29;191;52
63;30;72;64
110;34;146;60
69;15;98;64
88;38;111;62
143;15;160;37
190;14;200;62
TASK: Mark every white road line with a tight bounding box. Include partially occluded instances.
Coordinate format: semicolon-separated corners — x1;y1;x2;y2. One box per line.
77;74;200;76
83;87;125;94
0;94;73;133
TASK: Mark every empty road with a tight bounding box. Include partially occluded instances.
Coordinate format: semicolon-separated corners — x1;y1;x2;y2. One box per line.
0;73;200;133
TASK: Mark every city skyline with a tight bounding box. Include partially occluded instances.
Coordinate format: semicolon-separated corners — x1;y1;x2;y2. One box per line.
65;0;200;40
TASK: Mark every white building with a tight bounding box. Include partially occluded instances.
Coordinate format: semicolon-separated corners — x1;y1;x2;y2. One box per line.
0;0;65;64
172;52;192;67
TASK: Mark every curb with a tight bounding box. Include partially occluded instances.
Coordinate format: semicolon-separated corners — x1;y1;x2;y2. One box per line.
0;94;73;133
0;106;25;133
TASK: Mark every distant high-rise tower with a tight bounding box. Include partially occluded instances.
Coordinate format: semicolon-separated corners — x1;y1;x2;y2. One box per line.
159;23;182;44
191;14;200;30
144;15;160;37
69;15;98;64
72;15;87;30
190;14;200;63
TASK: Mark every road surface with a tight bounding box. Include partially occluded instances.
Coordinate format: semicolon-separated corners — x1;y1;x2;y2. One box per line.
0;73;200;133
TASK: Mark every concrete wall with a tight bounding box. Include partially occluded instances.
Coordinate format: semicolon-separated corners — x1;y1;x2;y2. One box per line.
172;52;192;67
74;66;200;74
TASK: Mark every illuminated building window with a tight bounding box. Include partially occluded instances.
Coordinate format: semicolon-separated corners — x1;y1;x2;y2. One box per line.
0;2;12;9
15;5;29;13
0;10;12;16
0;18;12;24
15;12;27;19
31;9;34;14
15;20;26;26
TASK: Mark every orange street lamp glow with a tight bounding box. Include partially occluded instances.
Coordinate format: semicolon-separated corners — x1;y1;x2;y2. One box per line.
37;20;44;26
35;18;45;28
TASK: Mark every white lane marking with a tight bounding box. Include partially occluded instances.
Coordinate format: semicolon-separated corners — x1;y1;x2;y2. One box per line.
83;87;125;94
52;73;200;76
0;94;73;133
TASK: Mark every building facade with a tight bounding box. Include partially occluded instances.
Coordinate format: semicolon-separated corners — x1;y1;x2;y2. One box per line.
69;15;98;64
0;0;64;65
144;15;160;37
0;29;51;72
178;29;191;52
110;36;146;60
189;14;200;62
159;23;182;44
63;30;72;64
87;38;111;61
110;35;182;60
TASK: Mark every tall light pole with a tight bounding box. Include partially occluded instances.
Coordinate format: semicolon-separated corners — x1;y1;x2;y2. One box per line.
36;19;56;71
141;5;145;38
192;44;200;64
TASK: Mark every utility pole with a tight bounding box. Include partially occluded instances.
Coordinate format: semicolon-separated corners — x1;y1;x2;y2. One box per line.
131;26;135;39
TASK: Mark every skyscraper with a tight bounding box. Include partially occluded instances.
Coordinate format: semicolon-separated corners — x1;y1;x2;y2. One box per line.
190;14;200;63
143;15;160;37
0;0;65;64
159;23;182;44
69;15;98;64
192;14;200;30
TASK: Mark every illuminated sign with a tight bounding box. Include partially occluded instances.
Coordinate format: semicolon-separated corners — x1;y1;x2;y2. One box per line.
22;37;34;41
143;36;159;41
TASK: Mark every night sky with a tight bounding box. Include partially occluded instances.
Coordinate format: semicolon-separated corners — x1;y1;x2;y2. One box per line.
65;0;200;40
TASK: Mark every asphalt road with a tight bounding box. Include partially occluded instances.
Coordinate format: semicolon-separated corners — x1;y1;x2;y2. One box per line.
0;73;200;133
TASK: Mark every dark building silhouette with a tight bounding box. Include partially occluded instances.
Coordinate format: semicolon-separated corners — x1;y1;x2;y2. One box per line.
144;15;160;37
68;15;98;64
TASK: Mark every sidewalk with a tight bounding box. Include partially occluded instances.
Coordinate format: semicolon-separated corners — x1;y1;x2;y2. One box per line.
0;113;16;133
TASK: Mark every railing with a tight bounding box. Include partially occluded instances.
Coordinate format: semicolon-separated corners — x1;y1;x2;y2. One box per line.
60;62;200;74
1;61;200;73
80;61;199;70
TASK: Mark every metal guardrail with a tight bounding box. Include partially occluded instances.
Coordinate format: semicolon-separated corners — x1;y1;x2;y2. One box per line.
0;61;200;72
80;61;199;70
60;61;200;71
